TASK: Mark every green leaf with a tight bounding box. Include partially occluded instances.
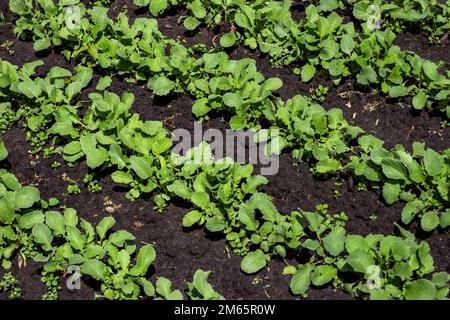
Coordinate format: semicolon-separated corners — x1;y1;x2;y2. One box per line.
319;0;340;11
32;223;53;250
149;0;168;16
423;149;444;176
401;200;424;224
346;249;375;273
421;211;440;232
15;186;40;209
412;91;428;109
404;279;436;300
241;250;268;274
66;226;86;251
81;259;107;281
220;32;237;48
319;39;339;60
0;139;8;161
134;0;150;7
138;278;155;297
109;230;135;246
238;205;258;231
63;141;82;156
90;6;109;32
192;98;210;117
290;264;314;295
262;78;283;92
156;277;183;300
302;239;320;251
250;193;278;222
323;227;346;256
9;0;30;14
345;235;369;253
86;148;109;169
66;67;93;99
130;245;156;276
48;66;71;79
96;76;112;90
357;66;377;85
191;192;210;209
316;157;340;173
148;76;174;96
389;85;409;98
311;265;337;286
440;210;450;228
431;272;450;287
167;180;192;200
130;156;154;180
111;171;133;185
117;250;131;270
222;92;243;109
152;137;172;155
188;0;206;18
80;135;108;169
184;16;201;30
301;64;316;82
229;115;246;129
96;216;116;240
183;210;203;228
422;61;439;81
19;210;44;229
205;216;225;232
235;12;251;29
0;172;20;191
61;210;77;230
33;38;51;51
382;182;400;205
189;270;224;300
340;34;354;54
381;159;408;181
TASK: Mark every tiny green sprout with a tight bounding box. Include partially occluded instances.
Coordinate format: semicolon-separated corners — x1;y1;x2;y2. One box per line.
315;203;329;214
357;182;368;192
88;181;102;193
191;43;207;53
0;40;15;56
92;0;113;5
83;173;94;184
369;214;378;222
0;272;22;300
334;190;342;199
313;85;329;102
41;270;61;301
43;146;56;158
334;211;349;222
83;173;102;193
67;184;81;195
153;193;170;212
51;161;61;169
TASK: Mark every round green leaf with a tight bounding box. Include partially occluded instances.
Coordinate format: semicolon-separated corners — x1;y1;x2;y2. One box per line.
404;279;436;300
220;32;237;48
421;211;440;232
241;250;268;274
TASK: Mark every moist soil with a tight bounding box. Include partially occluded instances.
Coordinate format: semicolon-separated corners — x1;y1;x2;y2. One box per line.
0;1;449;300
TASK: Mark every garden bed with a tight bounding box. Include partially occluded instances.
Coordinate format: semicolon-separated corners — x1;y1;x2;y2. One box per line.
0;0;449;300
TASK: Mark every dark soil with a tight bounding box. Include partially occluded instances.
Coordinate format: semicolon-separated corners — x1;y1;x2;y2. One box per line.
394;32;450;65
0;0;449;300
